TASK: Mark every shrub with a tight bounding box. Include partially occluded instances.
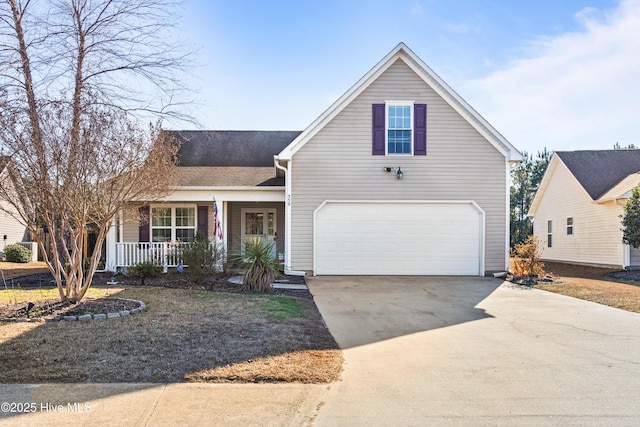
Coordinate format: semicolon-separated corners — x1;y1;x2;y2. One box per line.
129;261;162;285
181;233;225;284
510;236;545;277
233;237;280;293
4;244;32;263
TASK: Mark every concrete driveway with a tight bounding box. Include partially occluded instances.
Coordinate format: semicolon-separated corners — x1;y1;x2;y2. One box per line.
307;276;640;426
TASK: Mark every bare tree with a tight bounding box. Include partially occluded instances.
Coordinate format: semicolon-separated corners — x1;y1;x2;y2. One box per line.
0;0;190;302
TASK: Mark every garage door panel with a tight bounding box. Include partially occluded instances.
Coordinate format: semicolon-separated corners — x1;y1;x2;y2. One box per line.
314;201;483;275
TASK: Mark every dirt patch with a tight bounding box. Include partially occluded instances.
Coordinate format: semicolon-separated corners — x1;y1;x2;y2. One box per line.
532;262;640;313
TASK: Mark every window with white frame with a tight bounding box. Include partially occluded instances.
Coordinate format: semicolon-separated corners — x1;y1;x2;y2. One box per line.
151;206;196;242
547;220;553;248
566;217;573;235
387;103;413;154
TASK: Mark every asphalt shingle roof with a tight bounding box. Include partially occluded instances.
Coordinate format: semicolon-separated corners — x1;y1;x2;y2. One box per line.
168;130;301;167
174;167;284;187
556;150;640;200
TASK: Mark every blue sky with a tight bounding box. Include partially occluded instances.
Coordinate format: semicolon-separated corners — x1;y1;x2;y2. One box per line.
178;0;638;155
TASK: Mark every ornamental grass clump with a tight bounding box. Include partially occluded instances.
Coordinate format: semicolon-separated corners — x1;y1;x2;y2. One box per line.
234;238;280;293
510;236;545;277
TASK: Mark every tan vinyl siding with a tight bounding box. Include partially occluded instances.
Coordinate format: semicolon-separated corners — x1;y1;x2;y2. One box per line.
0;199;28;246
290;59;508;273
532;159;625;267
0;170;29;248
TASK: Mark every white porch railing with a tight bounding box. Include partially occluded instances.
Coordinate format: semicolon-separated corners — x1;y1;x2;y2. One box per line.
115;242;190;273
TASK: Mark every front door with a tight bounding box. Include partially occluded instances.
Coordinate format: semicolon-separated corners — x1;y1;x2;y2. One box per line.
241;209;277;258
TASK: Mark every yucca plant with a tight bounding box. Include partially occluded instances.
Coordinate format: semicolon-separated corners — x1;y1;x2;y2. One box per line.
233;237;280;292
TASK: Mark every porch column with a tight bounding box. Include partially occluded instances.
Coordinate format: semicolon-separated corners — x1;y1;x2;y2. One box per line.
222;200;228;254
105;220;117;272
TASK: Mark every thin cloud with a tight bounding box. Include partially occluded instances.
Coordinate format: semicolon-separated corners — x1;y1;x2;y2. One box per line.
466;0;640;153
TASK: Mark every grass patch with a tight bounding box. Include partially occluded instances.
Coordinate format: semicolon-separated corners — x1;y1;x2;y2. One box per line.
535;262;640;314
263;297;308;320
0;286;341;383
0;287;119;305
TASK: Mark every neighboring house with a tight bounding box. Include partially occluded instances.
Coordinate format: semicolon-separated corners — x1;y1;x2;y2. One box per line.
105;43;522;276
528;150;640;269
0;156;32;258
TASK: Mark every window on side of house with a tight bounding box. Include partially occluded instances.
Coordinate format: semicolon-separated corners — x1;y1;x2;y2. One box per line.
547;220;553;248
151;206;196;242
566;217;573;235
387;104;413;155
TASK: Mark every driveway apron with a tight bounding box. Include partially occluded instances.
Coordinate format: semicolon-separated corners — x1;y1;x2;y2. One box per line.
307;276;640;426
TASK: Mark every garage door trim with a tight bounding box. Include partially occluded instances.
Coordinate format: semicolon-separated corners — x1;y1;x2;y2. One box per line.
313;200;485;276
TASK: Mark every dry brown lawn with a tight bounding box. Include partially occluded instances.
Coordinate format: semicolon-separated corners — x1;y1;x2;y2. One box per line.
535;262;640;313
0;263;342;384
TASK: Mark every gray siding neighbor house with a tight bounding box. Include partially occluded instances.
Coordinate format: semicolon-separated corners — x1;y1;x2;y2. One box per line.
105;43;522;276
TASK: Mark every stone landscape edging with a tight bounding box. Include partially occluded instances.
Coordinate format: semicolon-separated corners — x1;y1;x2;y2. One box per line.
0;298;146;323
61;299;146;322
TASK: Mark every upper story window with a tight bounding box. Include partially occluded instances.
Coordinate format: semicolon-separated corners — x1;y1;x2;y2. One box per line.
547;220;553;248
387;104;413;154
372;103;426;156
566;217;573;235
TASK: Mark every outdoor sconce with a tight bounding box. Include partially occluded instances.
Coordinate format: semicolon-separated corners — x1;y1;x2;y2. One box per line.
383;166;404;180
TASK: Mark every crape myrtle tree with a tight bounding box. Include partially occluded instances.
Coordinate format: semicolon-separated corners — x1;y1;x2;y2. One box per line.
0;0;191;303
510;149;550;248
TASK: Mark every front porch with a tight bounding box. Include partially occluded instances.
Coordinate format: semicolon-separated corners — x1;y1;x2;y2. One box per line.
105;199;285;272
115;241;187;273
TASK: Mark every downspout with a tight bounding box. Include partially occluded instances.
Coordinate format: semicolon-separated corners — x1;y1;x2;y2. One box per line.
615;198;631;269
274;157;307;276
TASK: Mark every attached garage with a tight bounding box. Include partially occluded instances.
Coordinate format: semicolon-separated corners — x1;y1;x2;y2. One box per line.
313;201;484;275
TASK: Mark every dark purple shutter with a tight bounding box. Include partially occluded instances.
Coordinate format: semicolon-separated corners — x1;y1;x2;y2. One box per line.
414;103;427;155
197;206;208;238
138;205;150;242
372;104;385;155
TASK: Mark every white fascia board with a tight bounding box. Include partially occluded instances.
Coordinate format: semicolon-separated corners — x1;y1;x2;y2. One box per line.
279;42;523;163
168;186;285;191
279;43;408;160
527;154;558;217
399;47;522;163
132;188;285;203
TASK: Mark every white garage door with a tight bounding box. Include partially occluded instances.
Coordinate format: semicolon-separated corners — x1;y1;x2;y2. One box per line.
314;201;484;275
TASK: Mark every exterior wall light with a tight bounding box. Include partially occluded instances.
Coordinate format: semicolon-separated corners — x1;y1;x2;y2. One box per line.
383;166;404;180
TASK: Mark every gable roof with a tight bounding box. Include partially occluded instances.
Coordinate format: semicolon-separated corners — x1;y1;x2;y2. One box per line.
555;150;640;200
277;42;522;162
168;130;301;167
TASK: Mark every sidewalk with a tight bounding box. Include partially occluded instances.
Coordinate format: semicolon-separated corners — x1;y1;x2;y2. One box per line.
0;383;330;426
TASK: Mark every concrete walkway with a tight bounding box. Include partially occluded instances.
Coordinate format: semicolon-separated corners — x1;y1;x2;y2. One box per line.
0;383;328;426
307;276;640;426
